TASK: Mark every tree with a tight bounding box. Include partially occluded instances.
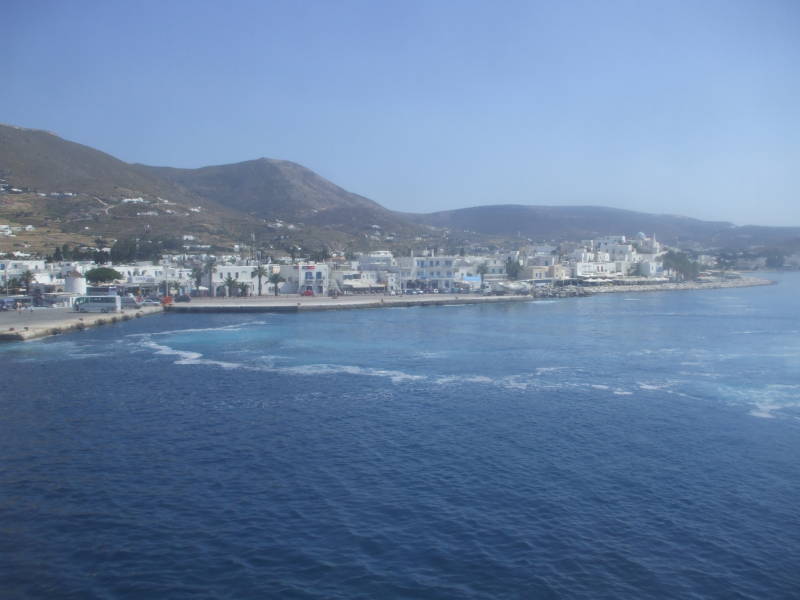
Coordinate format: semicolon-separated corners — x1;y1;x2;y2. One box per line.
268;272;285;296
20;270;36;295
237;282;250;297
6;276;22;295
661;251;699;281
476;262;489;290
310;247;331;262
191;267;203;289
251;265;269;296
505;257;522;280
224;274;237;297
204;259;217;297
85;267;123;284
765;252;785;269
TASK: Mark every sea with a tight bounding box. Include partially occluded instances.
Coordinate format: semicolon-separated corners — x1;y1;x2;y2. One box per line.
1;273;799;599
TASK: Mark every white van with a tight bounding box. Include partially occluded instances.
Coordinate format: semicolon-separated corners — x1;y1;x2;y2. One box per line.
74;295;122;313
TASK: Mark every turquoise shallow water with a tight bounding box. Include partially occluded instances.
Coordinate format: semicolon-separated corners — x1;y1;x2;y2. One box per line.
1;273;799;598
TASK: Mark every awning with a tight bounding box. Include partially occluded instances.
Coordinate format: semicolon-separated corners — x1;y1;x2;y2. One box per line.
342;280;384;289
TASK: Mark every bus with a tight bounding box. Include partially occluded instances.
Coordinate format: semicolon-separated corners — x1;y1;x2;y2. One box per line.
73;295;122;313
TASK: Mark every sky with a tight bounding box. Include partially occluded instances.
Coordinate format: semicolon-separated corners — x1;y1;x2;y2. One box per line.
2;0;799;226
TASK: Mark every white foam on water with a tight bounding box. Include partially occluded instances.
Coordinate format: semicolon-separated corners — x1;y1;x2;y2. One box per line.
127;321;269;338
678;370;723;379
499;376;530;390
276;363;425;383
416;351;449;359
613;390;633;396
749;404;780;419
636;382;675;391
535;366;569;374
140;340;243;369
630;348;680;356
756;387;800;419
591;384;610;390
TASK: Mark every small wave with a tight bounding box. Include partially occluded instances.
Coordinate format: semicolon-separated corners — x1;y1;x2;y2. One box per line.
416;351;449;359
630;348;680;356
127;321;269;338
140;340;243;369
276;364;425;383
637;382;674;391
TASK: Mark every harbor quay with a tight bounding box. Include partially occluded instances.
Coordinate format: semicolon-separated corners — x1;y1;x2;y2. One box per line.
0;305;164;341
165;293;537;313
0;277;774;342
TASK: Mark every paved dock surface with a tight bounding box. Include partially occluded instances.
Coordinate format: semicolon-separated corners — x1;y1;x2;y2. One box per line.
0;305;163;341
165;293;535;313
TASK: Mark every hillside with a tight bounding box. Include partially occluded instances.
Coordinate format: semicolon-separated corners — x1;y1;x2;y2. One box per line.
405;205;800;249
0;124;201;205
0;124;424;254
136;159;416;233
1;123;797;257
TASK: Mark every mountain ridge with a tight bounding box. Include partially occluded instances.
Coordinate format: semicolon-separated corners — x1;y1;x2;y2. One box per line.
1;123;798;255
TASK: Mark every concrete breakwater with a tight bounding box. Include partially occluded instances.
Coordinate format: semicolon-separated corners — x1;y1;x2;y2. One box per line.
0;305;164;342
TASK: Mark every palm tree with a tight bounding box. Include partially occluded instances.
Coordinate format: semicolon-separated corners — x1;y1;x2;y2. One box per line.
237;282;249;297
224;274;237;297
476;262;489;291
203;259;217;297
251;265;268;296
268;272;285;296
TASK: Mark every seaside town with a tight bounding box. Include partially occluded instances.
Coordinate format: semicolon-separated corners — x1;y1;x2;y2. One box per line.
0;232;778;315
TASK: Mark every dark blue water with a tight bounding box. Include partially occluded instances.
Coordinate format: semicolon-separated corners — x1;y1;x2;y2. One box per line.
2;273;799;599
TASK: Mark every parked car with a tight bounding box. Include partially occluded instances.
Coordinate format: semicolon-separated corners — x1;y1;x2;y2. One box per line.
302;290;314;296
174;295;192;302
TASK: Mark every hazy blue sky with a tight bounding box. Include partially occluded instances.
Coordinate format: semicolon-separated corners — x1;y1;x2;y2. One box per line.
3;0;799;225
